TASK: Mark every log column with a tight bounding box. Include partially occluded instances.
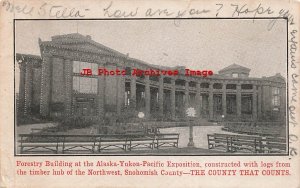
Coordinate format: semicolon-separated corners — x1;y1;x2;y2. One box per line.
64;59;73;117
237;83;242;118
171;79;176;119
40;55;52;117
158;76;164;114
97;63;105;118
18;63;26;115
209;83;213;120
145;75;151;118
280;86;286;121
252;85;257;121
130;77;136;110
257;85;262;120
196;82;201;118
117;66;125;115
222;83;227;117
262;84;272;119
24;62;33;115
185;80;189;110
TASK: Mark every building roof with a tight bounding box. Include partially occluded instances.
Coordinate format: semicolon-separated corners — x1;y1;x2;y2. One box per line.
16;53;42;68
40;33;179;70
219;63;251;73
34;33;284;82
265;73;286;82
16;53;42;65
49;33;127;57
16;53;41;60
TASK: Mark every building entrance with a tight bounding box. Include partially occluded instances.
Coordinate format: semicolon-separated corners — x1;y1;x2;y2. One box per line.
75;97;96;116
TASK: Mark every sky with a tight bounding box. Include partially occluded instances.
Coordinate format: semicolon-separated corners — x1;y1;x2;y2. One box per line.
15;19;287;79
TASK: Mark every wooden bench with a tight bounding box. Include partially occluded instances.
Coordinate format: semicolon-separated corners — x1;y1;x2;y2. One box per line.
208;133;286;153
230;135;262;153
19;134;61;154
207;134;231;152
18;133;181;154
98;135;128;152
261;137;287;153
154;133;179;149
207;134;261;153
62;135;97;154
126;136;155;151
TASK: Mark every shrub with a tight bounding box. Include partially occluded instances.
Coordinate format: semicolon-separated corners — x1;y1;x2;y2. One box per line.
16;113;52;126
116;107;137;123
58;116;94;131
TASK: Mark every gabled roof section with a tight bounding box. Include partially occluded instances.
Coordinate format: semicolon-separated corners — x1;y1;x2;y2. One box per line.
16;53;42;67
219;63;250;73
265;73;286;82
41;33;126;58
16;53;42;62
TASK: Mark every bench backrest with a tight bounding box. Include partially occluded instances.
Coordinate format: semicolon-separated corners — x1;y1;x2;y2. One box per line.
18;133;176;143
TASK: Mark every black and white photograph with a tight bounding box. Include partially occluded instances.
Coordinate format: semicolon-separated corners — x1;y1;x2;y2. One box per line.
15;19;288;155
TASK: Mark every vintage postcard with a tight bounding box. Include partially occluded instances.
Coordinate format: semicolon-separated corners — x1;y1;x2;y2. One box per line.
0;0;299;187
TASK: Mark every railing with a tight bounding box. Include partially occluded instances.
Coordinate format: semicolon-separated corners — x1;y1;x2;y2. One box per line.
18;133;180;154
207;133;287;153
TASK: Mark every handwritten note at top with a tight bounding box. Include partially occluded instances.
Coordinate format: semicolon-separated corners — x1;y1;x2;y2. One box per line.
1;0;295;21
103;2;211;18
2;1;88;18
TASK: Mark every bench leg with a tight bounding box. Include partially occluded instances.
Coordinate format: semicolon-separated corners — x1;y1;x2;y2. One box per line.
20;146;23;154
98;142;101;153
127;141;131;151
62;143;65;154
